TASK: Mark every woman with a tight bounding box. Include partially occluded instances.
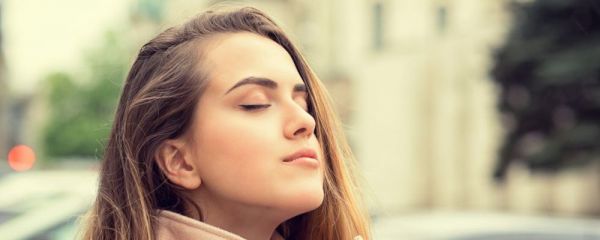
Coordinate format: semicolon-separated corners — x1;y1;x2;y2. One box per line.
79;6;370;240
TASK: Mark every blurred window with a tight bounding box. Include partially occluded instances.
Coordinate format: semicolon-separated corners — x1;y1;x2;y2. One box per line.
437;5;448;34
373;2;384;50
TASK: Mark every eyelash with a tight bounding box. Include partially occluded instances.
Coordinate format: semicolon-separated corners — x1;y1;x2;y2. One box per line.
239;104;272;111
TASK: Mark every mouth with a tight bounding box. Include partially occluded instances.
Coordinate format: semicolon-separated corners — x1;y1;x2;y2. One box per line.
283;148;318;163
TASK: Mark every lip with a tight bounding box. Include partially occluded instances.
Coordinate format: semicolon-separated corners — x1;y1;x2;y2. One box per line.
283;148;318;162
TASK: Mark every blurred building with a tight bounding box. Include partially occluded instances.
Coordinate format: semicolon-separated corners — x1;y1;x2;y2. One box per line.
341;0;598;217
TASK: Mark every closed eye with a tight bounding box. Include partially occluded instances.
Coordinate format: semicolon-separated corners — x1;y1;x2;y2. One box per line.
239;104;271;111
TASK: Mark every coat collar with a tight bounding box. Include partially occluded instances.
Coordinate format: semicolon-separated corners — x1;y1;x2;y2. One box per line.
155;210;285;240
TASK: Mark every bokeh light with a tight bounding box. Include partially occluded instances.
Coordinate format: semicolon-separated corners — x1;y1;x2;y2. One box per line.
7;145;36;172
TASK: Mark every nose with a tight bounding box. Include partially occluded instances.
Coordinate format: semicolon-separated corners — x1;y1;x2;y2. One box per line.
284;102;316;139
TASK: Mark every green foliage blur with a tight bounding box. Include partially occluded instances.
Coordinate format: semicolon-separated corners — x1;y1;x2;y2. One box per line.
38;0;165;161
41;32;129;160
492;0;600;180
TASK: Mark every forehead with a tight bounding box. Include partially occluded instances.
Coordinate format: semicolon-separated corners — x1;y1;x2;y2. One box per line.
199;32;303;94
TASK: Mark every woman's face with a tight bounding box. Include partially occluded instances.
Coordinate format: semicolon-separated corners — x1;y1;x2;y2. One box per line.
188;32;324;216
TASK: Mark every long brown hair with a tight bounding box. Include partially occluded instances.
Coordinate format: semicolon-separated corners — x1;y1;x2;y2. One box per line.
79;6;370;240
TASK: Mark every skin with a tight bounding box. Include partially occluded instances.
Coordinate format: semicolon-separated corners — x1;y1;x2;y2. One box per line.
156;32;325;240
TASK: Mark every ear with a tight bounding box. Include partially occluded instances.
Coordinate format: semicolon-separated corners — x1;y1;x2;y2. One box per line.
155;139;202;190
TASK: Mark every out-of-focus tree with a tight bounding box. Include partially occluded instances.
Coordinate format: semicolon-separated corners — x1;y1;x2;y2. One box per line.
40;0;166;161
133;0;165;23
492;0;600;181
41;32;128;160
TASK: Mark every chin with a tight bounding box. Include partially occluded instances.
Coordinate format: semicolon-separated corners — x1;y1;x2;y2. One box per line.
279;187;324;217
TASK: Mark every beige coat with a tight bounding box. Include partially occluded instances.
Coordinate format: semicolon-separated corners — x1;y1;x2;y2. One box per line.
154;210;285;240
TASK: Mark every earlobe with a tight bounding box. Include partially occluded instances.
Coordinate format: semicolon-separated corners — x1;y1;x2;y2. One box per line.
155;140;202;190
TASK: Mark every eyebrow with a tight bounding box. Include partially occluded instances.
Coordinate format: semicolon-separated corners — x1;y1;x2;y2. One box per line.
224;76;307;95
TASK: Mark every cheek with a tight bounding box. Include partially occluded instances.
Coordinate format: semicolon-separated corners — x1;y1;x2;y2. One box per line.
192;110;285;199
195;113;277;181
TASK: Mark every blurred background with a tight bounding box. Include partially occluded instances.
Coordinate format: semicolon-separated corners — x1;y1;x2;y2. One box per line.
1;0;599;239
